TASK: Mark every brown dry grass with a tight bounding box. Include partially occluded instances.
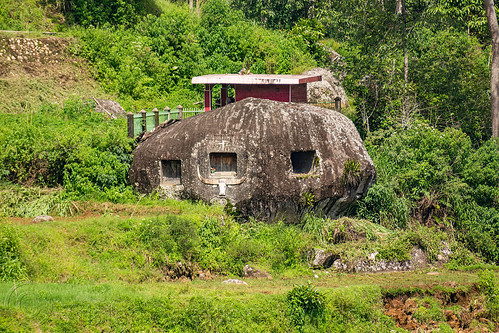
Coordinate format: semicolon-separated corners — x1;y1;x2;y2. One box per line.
0;35;111;113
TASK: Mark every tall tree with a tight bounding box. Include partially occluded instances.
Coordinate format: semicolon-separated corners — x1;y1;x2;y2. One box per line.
484;0;499;137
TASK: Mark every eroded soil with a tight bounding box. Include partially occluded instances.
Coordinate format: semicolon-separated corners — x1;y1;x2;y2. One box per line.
384;285;497;332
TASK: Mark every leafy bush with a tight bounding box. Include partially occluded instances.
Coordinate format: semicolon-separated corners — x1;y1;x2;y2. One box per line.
410;29;490;144
412;297;445;323
289;18;329;66
70;0;316;110
109;215;312;278
136;215;199;264
462;139;499;209
356;183;409;229
0;226;27;281
198;0;316;75
0;0;51;31
66;0;160;27
356;124;499;263
478;269;499;321
0;98;135;202
286;282;325;329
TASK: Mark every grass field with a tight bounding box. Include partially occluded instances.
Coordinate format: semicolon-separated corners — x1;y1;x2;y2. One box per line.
0;270;495;332
1;199;498;332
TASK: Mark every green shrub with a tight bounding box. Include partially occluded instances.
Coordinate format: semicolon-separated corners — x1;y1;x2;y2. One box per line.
412;297;445;323
356;183;409;229
410;29;490;144
356;124;499;263
198;0;315;75
67;0;156;27
286;282;326;329
478;269;499;321
0;226;27;281
267;222;309;272
301;213;328;244
71;1;316;109
0;0;51;31
134;215;200;265
462;139;499;209
0;98;135;203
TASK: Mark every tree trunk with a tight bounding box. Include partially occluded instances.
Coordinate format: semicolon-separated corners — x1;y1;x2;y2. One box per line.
485;0;499;138
402;0;408;83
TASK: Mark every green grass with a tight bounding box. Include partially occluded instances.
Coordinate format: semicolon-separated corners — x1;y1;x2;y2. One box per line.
1;272;496;332
0;282;401;332
0;0;57;31
1;204;497;331
2;206;308;282
0;73;108;115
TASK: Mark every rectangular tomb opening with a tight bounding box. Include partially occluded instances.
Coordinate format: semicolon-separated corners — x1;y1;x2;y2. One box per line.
210;152;237;177
161;160;181;185
291;151;316;174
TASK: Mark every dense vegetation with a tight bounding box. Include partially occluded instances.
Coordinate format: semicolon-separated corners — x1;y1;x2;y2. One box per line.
0;0;497;260
357;125;499;262
0;204;497;330
1;0;496;140
0;0;498;330
0;99;134;202
68;0;316;110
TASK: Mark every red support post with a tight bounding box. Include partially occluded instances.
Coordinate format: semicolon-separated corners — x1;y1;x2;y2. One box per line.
221;84;228;107
204;84;212;111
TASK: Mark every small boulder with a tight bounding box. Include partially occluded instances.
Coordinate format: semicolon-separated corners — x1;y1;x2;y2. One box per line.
32;215;54;223
221;279;248;285
198;270;212;280
93;98;126;119
436;241;452;264
368;251;378;261
305;67;350;108
242;265;272;279
309;248;339;269
411;248;428;269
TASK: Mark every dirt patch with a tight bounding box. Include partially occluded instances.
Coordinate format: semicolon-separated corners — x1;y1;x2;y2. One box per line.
383;286;497;332
4;201;183;225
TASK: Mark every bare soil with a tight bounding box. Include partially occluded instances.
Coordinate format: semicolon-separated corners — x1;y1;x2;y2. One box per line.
383;285;497;332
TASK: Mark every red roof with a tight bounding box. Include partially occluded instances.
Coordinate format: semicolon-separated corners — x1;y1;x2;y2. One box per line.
192;74;322;85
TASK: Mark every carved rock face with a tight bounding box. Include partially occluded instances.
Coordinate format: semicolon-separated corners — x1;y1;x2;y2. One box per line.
129;98;376;221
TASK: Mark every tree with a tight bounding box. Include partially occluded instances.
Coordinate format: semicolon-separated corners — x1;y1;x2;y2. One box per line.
427;0;488;41
485;0;499;138
410;29;490;143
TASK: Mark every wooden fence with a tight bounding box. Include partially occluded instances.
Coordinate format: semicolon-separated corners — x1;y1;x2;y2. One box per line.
127;106;204;138
308;97;344;112
127;98;344;138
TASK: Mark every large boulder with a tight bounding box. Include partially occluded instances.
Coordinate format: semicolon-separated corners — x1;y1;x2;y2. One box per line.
129;97;375;221
93;98;126;119
305;67;349;108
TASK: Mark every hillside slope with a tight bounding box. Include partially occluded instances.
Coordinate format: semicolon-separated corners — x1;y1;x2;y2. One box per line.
0;34;109;113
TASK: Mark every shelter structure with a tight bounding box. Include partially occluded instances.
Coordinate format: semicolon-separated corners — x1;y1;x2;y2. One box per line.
191;74;322;111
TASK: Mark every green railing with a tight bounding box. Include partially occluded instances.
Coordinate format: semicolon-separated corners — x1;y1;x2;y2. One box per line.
127;106;204;138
